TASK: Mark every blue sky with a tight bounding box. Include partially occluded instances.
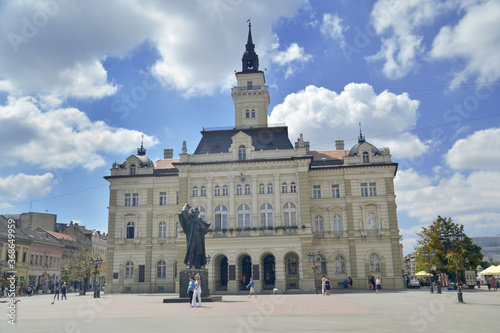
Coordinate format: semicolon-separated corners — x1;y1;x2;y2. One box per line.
0;0;499;255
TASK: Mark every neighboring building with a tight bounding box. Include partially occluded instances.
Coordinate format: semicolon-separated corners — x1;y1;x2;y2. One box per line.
3;212;57;232
403;252;417;277
0;216;32;291
92;230;107;257
59;221;93;247
104;23;404;294
473;236;500;263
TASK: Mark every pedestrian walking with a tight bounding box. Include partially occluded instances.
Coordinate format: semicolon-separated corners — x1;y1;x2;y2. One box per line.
486;276;491;290
325;278;331;296
370;276;376;290
247;277;257;297
491;277;497;291
348;276;353;288
187;276;195;305
61;282;67;300
191;274;202;307
51;283;60;304
321;275;326;295
476;275;481;288
375;276;382;294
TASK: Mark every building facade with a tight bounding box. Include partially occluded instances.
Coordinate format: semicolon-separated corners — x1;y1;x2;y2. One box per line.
104;24;404;294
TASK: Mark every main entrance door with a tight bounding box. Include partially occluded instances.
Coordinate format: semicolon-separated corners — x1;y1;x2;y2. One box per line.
263;255;275;289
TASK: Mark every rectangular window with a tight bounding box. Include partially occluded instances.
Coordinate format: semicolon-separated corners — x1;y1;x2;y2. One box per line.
247;81;252;89
22;252;27;263
331;184;340;198
159;192;167;206
132;193;139;206
259;184;265;194
360;183;368;197
267;184;273;194
290;183;296;193
124;193;131;206
313;185;321;199
369;182;377;196
288;262;297;275
244;185;251;195
222;186;228;196
236;186;242;195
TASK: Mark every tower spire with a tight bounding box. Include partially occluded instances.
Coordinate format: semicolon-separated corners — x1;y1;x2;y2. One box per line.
241;20;259;72
137;134;146;156
358;122;365;143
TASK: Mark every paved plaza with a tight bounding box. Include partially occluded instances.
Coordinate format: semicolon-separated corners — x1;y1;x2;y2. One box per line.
1;288;498;332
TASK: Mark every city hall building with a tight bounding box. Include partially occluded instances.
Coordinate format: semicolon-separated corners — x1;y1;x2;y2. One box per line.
104;24;404;294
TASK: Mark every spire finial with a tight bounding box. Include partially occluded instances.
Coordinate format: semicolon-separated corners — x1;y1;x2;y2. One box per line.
358;122;365;143
137;134;146;155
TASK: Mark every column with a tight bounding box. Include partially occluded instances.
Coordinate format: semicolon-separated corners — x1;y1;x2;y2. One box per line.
228;175;235;228
273;173;281;226
251;174;258;227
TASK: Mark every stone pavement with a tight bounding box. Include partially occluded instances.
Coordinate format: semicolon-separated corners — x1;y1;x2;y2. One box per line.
1;288;498;333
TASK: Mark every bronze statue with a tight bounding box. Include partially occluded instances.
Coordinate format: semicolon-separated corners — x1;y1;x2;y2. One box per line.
178;203;211;269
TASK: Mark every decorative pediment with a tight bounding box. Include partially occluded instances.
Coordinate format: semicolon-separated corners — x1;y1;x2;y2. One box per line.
361;202;378;209
122;211;139;218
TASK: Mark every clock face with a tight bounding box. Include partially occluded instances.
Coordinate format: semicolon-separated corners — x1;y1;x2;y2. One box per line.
247;60;253;68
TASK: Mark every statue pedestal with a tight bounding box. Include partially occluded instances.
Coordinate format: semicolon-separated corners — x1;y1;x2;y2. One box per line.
179;269;209;298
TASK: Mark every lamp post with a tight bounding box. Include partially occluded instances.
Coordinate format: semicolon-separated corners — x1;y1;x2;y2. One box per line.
89;257;103;298
307;252;322;294
439;232;465;303
421;250;436;293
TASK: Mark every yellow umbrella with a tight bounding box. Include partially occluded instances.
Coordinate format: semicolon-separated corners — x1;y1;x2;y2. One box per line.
479;265;500;275
415;271;432;278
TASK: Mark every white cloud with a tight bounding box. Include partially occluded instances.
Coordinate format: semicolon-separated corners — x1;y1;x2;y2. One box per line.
445;127;500;170
320;13;346;47
0;173;54;202
395;168;500;234
0;97;158;170
430;0;500;88
270;43;312;78
268;83;428;158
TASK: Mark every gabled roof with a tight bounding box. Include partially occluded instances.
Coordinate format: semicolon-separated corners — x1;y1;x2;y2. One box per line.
46;230;77;242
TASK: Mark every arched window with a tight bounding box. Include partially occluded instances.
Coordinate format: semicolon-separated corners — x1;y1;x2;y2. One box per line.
251;109;255;118
215;205;228;230
267;183;273;194
244;184;251;195
195;206;206;220
238;145;246;160
282;182;288;193
335;255;346;273
214;185;220;196
192;186;198;197
333;214;342;232
125;262;134;278
363;151;369;163
130;164;136;175
126;222;135;239
236;184;242;195
283;202;297;226
287;255;298;275
290;182;297;193
200;186;206;197
370;254;381;272
237;204;251;228
157;260;166;278
314;215;324;232
260;203;273;228
222;185;228;196
245;109;250;118
259;183;265;194
366;212;377;230
158;222;166;238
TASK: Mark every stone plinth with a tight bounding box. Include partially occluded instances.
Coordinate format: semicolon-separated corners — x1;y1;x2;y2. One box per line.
179;268;209;298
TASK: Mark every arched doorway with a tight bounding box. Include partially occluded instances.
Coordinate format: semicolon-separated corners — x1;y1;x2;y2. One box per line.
241;255;252;290
263;255;275;289
218;256;228;291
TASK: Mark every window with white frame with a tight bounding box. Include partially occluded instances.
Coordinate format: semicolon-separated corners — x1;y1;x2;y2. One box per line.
251;109;255;118
222;185;228;196
158;222;166;238
260;203;273;228
245;109;250;118
363;151;369;163
215;205;228;230
157;260;166;278
335;255;346;273
200;186;206;197
237;204;251;228
244;184;251;195
282;182;288;193
214;185;220;196
267;183;273;194
195;206;206;220
124;193;131;206
126;222;135;239
313;185;321;199
259;183;265;194
331;184;340;198
314;215;324;232
236;184;242;195
132;193;139;206
369;182;377;196
238;145;246;160
370;254;381;272
333;214;343;232
283;202;297;226
360;183;368;197
192;186;198;197
125;262;134;278
290;182;296;193
159;192;167;205
366;212;377;230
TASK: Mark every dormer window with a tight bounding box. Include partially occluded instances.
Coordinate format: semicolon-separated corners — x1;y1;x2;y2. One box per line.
362;152;369;163
130;164;136;175
238;145;246;160
247;81;253;89
246;110;250;118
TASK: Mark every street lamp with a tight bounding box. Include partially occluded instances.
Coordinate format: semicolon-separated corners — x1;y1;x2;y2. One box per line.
89;257;103;298
421;250;436;293
307;252;322;294
439;232;465;303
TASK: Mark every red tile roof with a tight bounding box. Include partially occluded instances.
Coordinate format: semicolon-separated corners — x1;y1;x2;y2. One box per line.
46;230;77;242
307;150;348;161
156;158;180;169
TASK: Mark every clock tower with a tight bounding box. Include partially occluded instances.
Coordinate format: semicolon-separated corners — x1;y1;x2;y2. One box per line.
232;22;270;129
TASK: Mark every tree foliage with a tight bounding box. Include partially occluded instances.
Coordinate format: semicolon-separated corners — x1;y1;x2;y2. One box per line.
415;216;483;279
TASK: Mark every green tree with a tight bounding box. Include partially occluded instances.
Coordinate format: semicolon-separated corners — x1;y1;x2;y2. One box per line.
415;216;483;282
57;247;102;295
